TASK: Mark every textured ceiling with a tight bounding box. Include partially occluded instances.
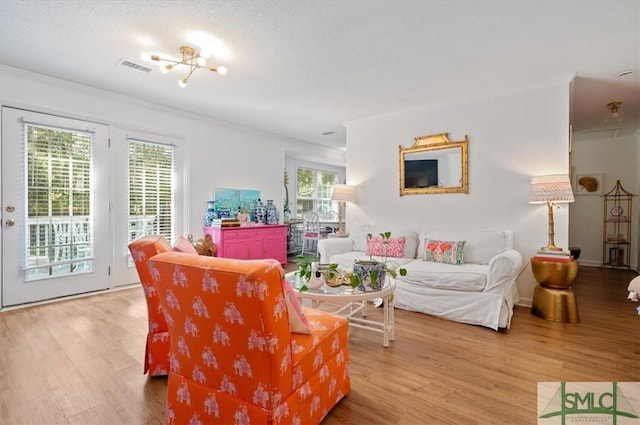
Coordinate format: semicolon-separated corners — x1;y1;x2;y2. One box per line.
0;1;638;148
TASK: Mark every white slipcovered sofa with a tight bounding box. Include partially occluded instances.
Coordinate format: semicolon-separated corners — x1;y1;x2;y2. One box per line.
317;226;523;330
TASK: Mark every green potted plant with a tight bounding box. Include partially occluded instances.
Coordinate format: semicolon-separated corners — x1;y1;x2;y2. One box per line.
350;232;407;291
294;254;340;291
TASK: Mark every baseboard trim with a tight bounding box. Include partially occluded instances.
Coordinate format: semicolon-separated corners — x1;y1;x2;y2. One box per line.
516;298;532;308
0;283;140;312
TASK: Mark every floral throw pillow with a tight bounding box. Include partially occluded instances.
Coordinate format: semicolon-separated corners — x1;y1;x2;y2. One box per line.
366;236;406;258
424;239;466;265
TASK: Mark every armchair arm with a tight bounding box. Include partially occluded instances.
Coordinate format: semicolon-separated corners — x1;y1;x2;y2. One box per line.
485;249;523;294
317;238;355;263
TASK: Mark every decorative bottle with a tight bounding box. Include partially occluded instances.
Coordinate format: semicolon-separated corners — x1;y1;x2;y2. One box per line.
237;206;250;225
265;200;279;224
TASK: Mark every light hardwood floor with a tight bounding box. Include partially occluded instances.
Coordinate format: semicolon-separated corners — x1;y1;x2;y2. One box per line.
0;266;638;424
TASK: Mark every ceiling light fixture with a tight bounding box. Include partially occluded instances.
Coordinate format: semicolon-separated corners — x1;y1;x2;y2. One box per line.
605;101;623;123
141;45;227;88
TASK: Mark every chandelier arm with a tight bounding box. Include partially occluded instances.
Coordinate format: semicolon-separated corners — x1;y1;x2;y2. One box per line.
183;65;198;82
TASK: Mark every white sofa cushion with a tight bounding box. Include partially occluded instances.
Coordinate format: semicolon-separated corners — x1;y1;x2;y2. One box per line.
419;229;512;265
401;260;489;292
348;221;371;252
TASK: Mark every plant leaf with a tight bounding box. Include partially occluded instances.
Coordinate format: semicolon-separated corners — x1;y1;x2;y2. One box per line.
371;270;378;284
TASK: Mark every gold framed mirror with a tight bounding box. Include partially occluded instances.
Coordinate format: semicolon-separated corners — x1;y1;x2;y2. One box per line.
399;133;468;196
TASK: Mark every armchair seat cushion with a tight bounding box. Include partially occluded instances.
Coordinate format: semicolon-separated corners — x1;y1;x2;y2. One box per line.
290;308;349;391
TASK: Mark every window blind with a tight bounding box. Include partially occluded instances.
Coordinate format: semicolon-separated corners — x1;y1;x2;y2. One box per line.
24;123;94;280
128;139;175;245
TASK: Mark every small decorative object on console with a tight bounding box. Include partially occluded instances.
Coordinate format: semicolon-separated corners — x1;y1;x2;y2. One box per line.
266;199;279;224
193;234;217;256
203;200;217;226
217;206;231;218
237;206;250;225
253;198;266;224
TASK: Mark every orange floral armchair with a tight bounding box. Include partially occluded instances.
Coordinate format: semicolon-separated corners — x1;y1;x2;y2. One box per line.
148;252;350;425
128;235;173;377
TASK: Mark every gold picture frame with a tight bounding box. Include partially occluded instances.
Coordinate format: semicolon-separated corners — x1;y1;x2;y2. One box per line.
399;133;468;196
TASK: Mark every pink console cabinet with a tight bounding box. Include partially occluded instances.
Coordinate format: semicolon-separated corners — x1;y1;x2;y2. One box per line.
203;224;287;267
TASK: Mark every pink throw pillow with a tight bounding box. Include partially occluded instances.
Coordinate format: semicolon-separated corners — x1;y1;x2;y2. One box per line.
366;236;406;258
173;236;198;255
282;278;311;334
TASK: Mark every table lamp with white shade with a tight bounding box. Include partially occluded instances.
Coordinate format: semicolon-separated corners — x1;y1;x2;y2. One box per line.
330;184;356;235
528;174;575;252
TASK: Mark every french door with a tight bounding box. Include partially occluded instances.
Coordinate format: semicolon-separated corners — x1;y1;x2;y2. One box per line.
1;108;110;307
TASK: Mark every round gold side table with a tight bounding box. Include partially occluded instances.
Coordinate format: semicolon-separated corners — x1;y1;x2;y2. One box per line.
530;258;579;323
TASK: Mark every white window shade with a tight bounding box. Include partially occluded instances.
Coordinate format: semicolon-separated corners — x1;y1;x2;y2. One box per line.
128;139;175;244
24;123;94;280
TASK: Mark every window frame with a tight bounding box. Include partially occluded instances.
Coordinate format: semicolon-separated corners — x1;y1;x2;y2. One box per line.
295;166;338;217
127;137;176;245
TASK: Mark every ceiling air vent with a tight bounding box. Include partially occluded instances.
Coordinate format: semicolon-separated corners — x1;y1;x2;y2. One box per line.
117;58;152;74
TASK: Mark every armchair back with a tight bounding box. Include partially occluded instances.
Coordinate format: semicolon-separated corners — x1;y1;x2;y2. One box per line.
148;252;350;424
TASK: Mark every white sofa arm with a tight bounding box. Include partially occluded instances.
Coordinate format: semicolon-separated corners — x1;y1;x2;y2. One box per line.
485;249;523;294
317;238;355;263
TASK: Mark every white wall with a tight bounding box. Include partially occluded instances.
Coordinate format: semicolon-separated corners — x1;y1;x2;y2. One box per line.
569;134;638;269
344;83;572;305
0;66;344;242
0;67;286;239
637;130;640;269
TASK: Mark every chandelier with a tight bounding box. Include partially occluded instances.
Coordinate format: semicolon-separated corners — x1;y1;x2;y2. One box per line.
141;45;227;88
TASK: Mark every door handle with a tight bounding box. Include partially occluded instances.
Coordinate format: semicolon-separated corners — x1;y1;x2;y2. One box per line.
5;219;16;227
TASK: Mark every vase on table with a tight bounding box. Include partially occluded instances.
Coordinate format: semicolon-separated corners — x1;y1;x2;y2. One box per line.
353;260;387;292
253;199;266;224
266;200;279;224
203;200;218;226
218;206;231;219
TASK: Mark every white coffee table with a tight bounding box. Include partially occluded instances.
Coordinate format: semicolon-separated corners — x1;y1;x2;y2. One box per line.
286;272;395;347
